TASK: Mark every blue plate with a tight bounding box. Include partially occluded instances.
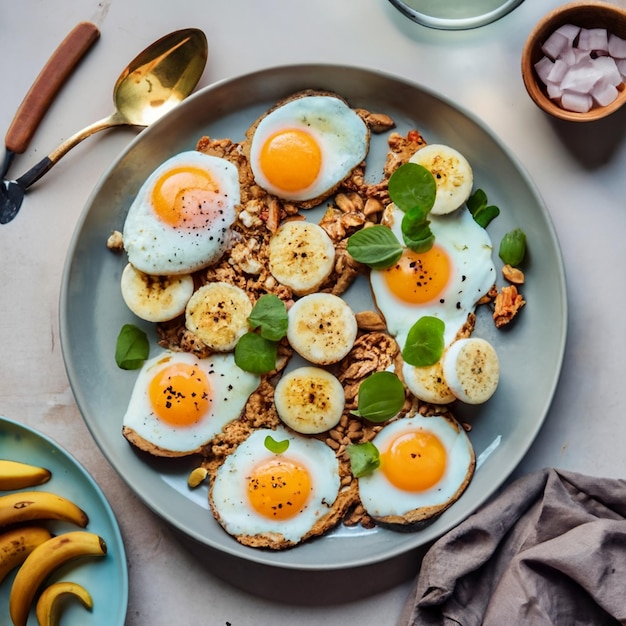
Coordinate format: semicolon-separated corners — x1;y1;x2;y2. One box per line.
0;416;128;625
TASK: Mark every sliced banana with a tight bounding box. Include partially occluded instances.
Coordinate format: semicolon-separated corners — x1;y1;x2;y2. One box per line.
121;263;194;322
274;366;345;434
442;337;499;404
401;359;456;405
268;221;335;295
409;144;473;216
287;293;357;365
185;282;253;352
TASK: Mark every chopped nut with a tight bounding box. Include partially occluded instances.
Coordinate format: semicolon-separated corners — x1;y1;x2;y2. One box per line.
502;264;525;285
106;230;123;251
355;310;387;331
493;285;526;328
187;467;208;488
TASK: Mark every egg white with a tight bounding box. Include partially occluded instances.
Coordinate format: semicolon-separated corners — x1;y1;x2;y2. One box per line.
249;94;369;202
123;151;239;276
122;350;260;455
210;427;341;544
357;414;475;519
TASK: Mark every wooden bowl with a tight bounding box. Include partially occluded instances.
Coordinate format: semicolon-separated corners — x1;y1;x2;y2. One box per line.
521;1;626;122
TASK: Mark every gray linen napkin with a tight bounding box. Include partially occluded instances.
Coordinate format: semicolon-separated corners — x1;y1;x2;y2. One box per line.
399;468;626;626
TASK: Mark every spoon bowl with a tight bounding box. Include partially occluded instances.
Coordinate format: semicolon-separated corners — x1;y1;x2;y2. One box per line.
0;28;208;224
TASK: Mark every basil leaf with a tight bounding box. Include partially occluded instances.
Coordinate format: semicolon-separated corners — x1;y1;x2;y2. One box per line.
388;163;436;213
352;371;405;423
234;332;277;374
499;227;526;266
347;442;380;478
115;324;149;370
467;188;500;228
401;209;435;254
249;294;288;341
402;316;445;367
264;435;290;454
346;225;403;270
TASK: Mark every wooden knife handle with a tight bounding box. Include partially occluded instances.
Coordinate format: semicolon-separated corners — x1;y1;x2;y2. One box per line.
5;21;101;154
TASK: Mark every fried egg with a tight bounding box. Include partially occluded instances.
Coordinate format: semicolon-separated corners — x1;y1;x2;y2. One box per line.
370;204;495;350
210;427;341;548
123;151;239;276
248;93;369;205
122;350;260;457
357;414;475;526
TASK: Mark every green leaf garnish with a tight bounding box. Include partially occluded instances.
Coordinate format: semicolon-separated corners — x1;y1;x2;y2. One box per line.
234;332;277;374
264;435;290;454
402;316;445;367
499;227;526;266
388;163;437;213
401;209;435;253
248;294;288;341
467;188;500;228
346;225;403;270
346;442;381;478
352;371;405;423
115;324;149;370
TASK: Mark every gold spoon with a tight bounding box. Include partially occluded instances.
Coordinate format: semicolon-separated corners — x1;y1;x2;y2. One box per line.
0;28;208;224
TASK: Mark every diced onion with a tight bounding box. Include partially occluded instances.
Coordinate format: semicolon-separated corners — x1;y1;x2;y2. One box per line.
534;24;626;113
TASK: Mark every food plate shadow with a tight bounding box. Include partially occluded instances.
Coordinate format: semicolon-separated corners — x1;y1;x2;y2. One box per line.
171;527;426;606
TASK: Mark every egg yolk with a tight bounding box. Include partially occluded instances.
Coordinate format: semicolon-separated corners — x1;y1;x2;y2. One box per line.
148;361;212;427
259;129;322;192
382;245;451;305
381;429;447;492
247;457;312;521
151;165;221;228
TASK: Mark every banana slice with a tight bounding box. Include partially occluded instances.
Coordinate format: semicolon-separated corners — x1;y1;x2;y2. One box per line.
121;262;194;322
442;337;499;404
274;366;345;434
185;282;253;352
35;581;93;626
409;144;473;215
268;221;336;295
287;293;357;365
401;360;456;405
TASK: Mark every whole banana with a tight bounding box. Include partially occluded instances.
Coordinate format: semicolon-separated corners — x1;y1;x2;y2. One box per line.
9;531;107;626
0;526;52;584
0;491;88;529
35;581;94;626
0;460;51;491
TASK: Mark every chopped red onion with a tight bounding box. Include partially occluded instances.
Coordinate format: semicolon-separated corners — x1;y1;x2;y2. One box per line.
534;24;626;113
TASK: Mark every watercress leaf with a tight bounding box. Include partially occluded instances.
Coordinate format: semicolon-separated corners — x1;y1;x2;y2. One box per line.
115;324;149;370
234;332;277;374
346;225;403;270
388;162;437;213
466;188;487;214
499;227;526;266
352;371;405;423
248;294;288;341
472;204;500;228
264;435;290;454
401;210;435;253
346;442;381;478
402;316;445;367
467;188;500;228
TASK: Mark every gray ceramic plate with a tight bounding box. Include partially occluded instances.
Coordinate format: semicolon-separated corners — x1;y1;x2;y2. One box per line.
0;416;128;625
60;64;567;571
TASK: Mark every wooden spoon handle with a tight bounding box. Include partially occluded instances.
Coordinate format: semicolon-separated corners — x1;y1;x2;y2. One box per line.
5;21;100;154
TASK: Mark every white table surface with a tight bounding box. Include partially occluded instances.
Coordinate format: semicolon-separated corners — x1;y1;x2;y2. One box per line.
2;0;626;624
